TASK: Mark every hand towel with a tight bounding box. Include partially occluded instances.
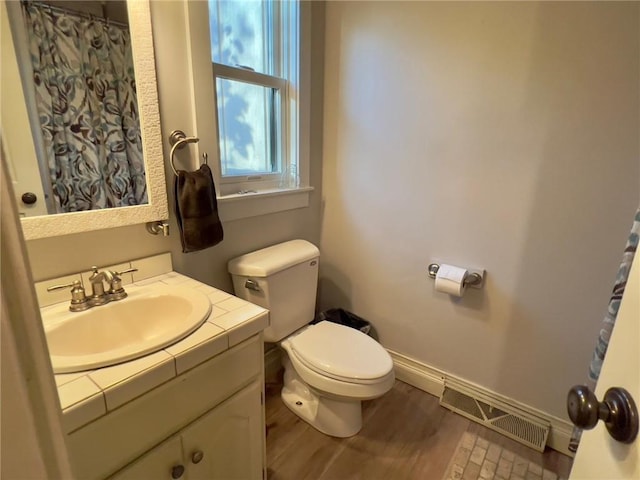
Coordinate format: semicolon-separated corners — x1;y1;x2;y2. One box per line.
174;164;223;253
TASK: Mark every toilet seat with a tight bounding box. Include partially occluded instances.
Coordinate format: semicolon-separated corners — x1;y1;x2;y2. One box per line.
288;321;393;384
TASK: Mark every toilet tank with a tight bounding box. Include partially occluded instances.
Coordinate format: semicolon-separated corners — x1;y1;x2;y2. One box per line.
228;240;320;342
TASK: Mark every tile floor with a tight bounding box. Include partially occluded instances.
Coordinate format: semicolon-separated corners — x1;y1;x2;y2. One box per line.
443;431;566;480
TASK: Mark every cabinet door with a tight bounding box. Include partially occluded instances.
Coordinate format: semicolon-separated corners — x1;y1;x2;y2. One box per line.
181;380;264;480
109;436;185;480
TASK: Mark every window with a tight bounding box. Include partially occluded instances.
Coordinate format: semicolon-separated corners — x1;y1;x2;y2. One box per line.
207;0;299;193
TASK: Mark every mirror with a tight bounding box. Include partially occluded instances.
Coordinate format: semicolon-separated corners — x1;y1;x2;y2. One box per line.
1;0;168;240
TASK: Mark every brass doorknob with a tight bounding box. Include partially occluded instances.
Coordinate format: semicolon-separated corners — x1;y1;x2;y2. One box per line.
567;385;638;443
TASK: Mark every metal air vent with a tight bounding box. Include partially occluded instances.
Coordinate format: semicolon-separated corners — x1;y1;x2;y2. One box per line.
440;386;550;452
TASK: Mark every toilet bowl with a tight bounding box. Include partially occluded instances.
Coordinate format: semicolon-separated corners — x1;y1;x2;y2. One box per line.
279;321;395;437
228;239;395;437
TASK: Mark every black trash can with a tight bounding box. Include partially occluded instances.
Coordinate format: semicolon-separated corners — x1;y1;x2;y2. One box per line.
313;308;371;335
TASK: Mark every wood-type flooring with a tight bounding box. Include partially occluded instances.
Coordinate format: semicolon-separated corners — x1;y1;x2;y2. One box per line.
265;380;573;480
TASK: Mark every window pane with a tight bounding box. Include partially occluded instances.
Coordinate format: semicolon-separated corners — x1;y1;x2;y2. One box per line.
216;78;280;177
208;0;273;75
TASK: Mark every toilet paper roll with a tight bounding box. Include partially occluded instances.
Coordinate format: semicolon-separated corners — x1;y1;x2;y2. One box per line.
434;264;468;297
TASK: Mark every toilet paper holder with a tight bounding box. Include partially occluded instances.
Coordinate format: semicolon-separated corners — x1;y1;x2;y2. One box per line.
427;263;484;288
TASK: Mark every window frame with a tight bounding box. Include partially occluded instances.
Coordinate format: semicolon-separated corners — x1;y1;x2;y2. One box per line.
213;64;287;187
209;0;300;195
186;0;311;221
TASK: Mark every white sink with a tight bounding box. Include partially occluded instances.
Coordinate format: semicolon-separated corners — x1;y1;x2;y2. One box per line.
42;283;212;374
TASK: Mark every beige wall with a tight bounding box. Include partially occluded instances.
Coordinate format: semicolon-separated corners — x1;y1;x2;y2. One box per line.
25;1;324;290
26;225;171;281
320;1;639;419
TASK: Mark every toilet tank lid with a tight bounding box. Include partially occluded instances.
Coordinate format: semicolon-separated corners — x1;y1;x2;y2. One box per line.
228;239;320;277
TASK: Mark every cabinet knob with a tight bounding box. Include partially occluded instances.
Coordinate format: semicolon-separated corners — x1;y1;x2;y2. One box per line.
567;385;639;443
191;450;204;464
171;464;185;479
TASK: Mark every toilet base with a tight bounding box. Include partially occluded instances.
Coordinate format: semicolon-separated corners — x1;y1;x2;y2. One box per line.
281;358;362;438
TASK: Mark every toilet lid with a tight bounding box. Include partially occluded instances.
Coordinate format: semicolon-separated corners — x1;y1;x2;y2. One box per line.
289;321;393;382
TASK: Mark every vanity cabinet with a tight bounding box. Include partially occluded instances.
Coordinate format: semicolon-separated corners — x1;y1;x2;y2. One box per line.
110;379;263;480
67;334;265;480
181;379;263;479
109;436;183;480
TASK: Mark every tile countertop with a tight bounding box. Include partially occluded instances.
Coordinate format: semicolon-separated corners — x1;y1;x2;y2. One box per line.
50;272;269;434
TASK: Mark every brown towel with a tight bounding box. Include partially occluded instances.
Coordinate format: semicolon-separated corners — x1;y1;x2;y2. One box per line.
174;164;223;253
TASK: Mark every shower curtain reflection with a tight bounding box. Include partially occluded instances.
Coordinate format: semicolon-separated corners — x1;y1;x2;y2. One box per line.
22;1;147;213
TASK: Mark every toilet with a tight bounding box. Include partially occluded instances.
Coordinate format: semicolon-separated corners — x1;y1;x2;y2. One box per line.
228;239;395;437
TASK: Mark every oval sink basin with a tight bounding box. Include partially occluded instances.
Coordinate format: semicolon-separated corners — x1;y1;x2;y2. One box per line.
42;284;211;374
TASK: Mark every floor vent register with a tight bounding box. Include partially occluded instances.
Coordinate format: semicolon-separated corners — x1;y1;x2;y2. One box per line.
440;386;550;452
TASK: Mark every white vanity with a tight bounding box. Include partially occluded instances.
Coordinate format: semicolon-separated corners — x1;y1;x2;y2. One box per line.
37;254;268;480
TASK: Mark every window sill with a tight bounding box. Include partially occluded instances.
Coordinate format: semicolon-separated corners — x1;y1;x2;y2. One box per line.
217;186;314;222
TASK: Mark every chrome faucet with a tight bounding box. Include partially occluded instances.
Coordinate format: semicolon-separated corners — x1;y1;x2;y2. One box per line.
88;266;138;305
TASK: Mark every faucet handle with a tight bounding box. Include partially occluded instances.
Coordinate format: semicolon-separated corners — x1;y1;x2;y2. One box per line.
107;268;139;300
109;267;138;288
47;280;82;292
46;280;89;312
89;266;138;277
114;268;138;277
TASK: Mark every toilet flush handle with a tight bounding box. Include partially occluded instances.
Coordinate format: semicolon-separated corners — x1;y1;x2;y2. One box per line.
245;279;261;292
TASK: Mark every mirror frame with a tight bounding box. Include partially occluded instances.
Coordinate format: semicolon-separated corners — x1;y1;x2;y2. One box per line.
20;0;168;240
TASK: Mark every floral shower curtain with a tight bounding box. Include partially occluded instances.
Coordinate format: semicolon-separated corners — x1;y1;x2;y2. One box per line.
21;1;147;213
569;206;640;452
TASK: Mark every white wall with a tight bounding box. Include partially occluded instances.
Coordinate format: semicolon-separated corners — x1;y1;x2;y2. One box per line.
321;1;639;419
25;1;324;294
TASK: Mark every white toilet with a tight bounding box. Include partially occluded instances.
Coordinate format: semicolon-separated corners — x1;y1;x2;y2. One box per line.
228;239;395;437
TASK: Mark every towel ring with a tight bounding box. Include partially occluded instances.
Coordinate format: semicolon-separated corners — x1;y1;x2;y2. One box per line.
169;130;199;176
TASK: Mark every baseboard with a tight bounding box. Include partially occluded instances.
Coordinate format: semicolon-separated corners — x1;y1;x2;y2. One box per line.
388;349;574;458
389;349;446;398
544;415;574;458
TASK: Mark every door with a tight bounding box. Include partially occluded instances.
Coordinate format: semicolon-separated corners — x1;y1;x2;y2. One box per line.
569;254;639;478
181;379;264;480
1;2;49;217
